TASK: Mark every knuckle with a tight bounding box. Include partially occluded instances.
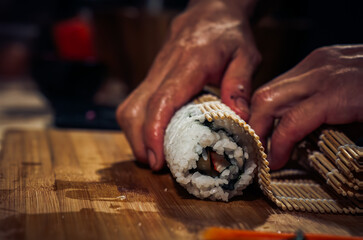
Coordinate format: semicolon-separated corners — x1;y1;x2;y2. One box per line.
277;108;304;140
310;46;332;60
314;45;331;54
115;104;125;123
251;86;274;107
281;113;298;135
315;46;328;53
273;125;292;146
309;47;325;59
309;45;339;61
116;103;136;128
148;91;165;108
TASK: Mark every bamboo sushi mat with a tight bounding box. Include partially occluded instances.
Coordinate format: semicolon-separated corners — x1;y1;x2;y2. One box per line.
195;94;362;214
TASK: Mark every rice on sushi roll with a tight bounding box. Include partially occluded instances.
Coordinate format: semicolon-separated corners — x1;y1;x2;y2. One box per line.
164;95;267;201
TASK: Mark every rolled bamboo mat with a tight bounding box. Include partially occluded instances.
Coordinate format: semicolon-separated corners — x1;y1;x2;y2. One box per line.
195;94;362;214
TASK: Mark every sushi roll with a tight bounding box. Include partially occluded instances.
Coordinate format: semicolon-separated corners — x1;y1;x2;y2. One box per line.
164;95;267;201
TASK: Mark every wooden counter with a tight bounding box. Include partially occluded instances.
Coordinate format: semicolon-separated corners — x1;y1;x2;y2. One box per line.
0;129;362;239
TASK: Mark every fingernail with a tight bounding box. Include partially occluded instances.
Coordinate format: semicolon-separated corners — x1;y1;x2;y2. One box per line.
147;149;157;170
235;97;248;110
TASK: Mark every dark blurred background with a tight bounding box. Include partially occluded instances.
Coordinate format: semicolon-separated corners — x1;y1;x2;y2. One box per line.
0;0;362;130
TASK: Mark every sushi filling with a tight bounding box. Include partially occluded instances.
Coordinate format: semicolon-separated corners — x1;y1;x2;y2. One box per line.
193;129;248;190
164;102;258;201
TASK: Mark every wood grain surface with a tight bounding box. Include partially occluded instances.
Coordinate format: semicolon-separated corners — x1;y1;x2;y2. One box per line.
0;129;362;240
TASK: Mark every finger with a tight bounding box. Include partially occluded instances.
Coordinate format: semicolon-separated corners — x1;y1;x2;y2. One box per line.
249;67;323;145
116;86;151;163
249;113;273;149
221;48;260;121
145;76;207;171
144;57;216;170
116;110;147;163
269;94;328;170
116;44;181;164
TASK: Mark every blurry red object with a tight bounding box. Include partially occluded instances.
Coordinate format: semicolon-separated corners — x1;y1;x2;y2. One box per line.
203;228;363;240
53;17;96;61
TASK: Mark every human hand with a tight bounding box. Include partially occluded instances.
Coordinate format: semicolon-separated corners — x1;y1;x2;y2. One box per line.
116;0;260;170
249;45;363;170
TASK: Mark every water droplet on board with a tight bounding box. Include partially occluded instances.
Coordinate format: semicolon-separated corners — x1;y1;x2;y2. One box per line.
116;195;126;200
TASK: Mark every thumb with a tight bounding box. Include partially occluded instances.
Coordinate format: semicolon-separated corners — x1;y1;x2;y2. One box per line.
221;49;260;122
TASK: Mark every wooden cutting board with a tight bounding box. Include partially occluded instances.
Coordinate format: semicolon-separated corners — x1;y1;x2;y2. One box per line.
0;129;362;239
